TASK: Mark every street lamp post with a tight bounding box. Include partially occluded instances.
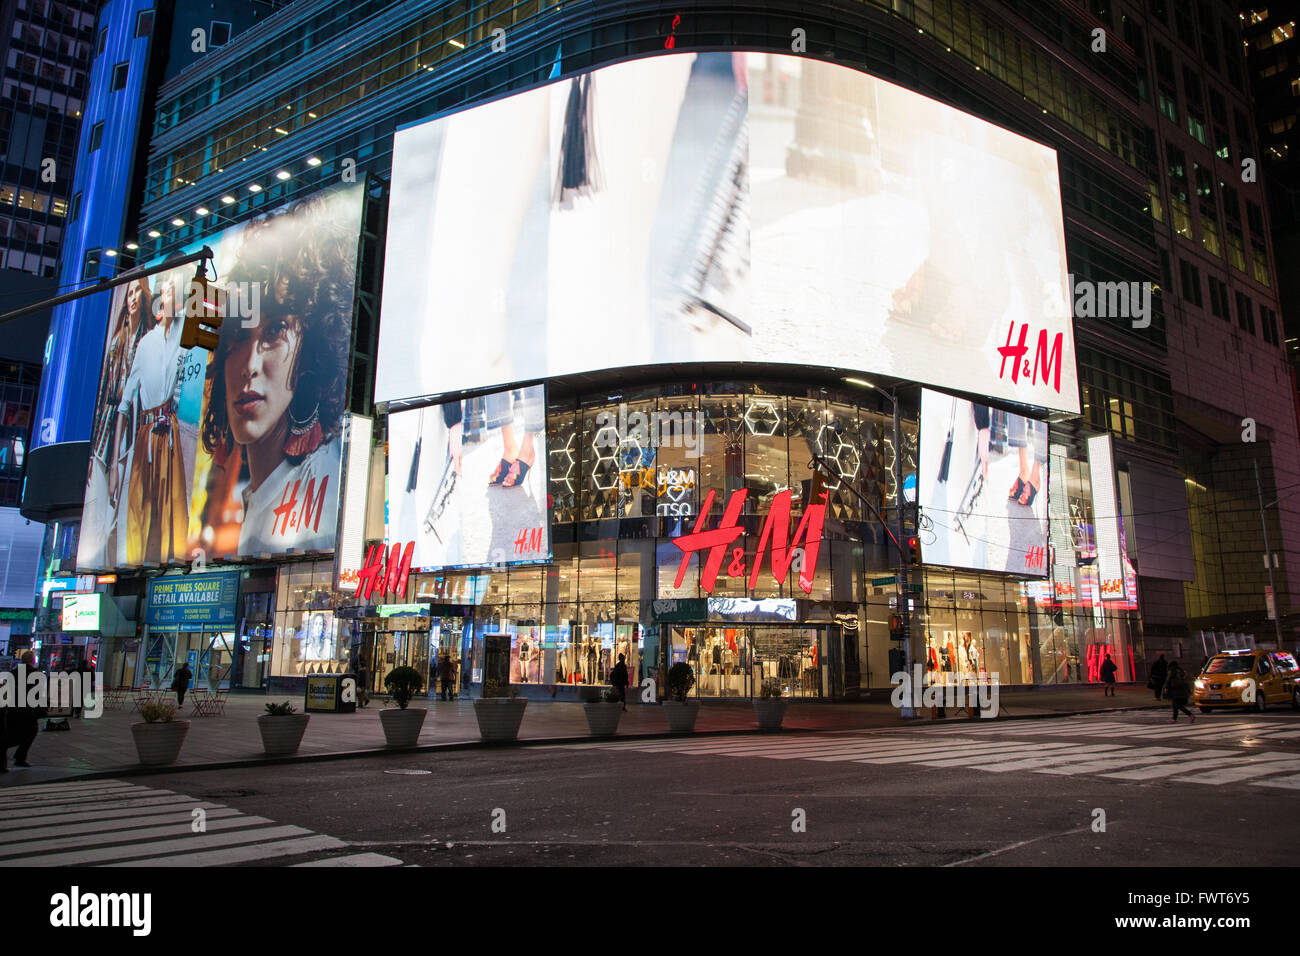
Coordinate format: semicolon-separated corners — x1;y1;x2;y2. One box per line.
1253;459;1286;648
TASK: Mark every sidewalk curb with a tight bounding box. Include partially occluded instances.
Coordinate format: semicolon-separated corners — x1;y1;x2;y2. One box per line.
4;701;1169;786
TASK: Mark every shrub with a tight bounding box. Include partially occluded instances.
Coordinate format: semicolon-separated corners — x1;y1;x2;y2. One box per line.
759;678;784;700
141;701;177;723
264;701;297;716
383;666;424;709
666;662;696;702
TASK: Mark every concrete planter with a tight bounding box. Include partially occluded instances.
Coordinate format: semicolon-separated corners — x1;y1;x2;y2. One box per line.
753;698;788;731
473;698;527;742
379;707;428;748
257;713;310;756
663;700;701;733
131;720;190;766
582;701;623;737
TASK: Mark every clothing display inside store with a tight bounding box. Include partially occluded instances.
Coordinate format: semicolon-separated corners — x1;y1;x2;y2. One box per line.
509;624;641;686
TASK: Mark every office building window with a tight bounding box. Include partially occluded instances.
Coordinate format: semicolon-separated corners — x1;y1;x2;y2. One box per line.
136;10;154;37
1208;276;1230;320
111;62;128;91
1236;292;1255;335
87;121;103;153
1179;260;1203;307
210;21;232;46
81;248;100;281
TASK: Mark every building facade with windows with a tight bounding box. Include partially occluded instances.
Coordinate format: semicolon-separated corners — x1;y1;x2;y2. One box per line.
19;0;1300;699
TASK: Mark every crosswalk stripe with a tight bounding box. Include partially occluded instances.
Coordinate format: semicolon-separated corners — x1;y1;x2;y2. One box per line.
968;744;1135;772
107;834;348;867
1172;757;1300;785
293;852;403;867
0;785;152;812
0;780;135;801
0;814;275;859
0;780;129;806
0;793;187;821
925;743;1118;775
835;740;1067;764
1034;747;1187;775
1251;774;1300;790
1102;751;1275;781
861;743;1067;766
1;823;314;867
0;799;223;834
0;807;243;841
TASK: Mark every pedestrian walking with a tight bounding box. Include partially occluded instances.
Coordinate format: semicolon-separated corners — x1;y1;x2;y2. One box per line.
1166;661;1195;723
1;651;42;771
1100;652;1118;697
610;653;630;711
172;662;192;708
1148;653;1168;701
436;655;452;701
74;658;94;717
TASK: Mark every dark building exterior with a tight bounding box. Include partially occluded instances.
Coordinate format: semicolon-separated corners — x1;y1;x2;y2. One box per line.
19;0;1300;696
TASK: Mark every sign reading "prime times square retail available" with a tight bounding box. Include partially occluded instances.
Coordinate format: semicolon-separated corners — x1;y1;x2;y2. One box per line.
146;571;240;626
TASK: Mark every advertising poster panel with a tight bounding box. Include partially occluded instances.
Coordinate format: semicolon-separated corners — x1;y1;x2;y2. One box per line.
918;388;1050;576
377;51;1075;414
386;385;551;570
77;183;366;569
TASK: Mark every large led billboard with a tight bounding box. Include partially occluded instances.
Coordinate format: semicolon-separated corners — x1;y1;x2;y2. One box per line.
377;52;1076;413
918;388;1049;576
77;183;366;570
386;385;551;570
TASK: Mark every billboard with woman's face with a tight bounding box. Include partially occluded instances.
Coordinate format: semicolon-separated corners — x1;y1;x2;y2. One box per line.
76;183;366;570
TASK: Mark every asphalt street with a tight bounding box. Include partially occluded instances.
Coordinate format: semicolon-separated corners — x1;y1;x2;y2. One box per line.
3;709;1297;867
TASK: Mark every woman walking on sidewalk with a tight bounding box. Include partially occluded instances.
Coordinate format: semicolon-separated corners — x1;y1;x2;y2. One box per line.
1165;661;1195;723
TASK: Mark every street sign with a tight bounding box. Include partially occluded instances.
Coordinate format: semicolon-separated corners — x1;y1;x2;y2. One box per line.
1265;586;1276;620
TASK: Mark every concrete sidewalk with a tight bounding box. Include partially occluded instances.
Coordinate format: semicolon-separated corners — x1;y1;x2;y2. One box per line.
1;684;1166;786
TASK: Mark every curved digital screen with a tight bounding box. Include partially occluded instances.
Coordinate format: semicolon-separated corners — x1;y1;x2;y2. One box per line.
377;51;1077;413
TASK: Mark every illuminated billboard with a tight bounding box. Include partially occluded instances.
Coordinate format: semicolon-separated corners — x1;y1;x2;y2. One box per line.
918;389;1049;576
61;592;101;631
377;51;1076;413
77;183;367;570
386;385;551;570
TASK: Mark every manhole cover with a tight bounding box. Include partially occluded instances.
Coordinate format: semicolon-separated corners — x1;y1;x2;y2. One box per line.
384;769;432;776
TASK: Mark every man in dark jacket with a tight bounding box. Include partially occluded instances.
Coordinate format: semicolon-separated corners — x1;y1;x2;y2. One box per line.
2;651;41;771
1166;661;1195;723
172;663;193;707
610;653;630;712
1100;652;1118;697
1149;654;1168;700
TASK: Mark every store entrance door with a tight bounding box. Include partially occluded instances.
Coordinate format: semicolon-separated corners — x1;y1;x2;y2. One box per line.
669;625;827;699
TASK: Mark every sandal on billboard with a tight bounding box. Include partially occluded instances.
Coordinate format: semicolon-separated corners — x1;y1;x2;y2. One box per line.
501;460;531;488
1017;480;1039;508
1008;477;1025;501
487;458;514;486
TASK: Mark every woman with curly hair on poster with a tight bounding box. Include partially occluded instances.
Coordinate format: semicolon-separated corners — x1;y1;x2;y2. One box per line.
198;193;354;556
108;271;188;564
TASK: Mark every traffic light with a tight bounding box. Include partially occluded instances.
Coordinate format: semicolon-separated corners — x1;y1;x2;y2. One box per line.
907;535;922;568
889;614;905;641
181;263;223;350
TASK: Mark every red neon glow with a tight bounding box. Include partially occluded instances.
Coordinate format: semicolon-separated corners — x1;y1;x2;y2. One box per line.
356;541;414;601
671;488;828;594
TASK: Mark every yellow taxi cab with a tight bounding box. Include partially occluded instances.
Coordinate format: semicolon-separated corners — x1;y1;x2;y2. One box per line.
1193;648;1300;713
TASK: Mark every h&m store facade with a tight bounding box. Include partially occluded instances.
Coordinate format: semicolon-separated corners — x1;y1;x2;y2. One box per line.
80;50;1145;697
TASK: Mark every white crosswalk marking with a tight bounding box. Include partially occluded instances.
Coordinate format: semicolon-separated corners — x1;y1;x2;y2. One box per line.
293;852;404;867
0;779;376;867
589;717;1300;789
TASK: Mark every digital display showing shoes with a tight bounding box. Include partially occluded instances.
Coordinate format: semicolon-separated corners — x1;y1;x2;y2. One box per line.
377;51;1076;413
918;388;1050;576
386;385;551;571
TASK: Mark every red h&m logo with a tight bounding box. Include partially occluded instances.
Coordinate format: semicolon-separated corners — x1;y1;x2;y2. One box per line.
355;541;413;601
1025;546;1046;570
671;488;828;595
271;476;330;539
998;322;1064;394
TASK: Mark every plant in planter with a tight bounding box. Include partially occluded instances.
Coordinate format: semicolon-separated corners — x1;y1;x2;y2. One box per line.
257;700;311;756
582;687;624;737
379;666;427;748
753;678;788;731
131;700;190;766
473;678;527;743
663;662;700;733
